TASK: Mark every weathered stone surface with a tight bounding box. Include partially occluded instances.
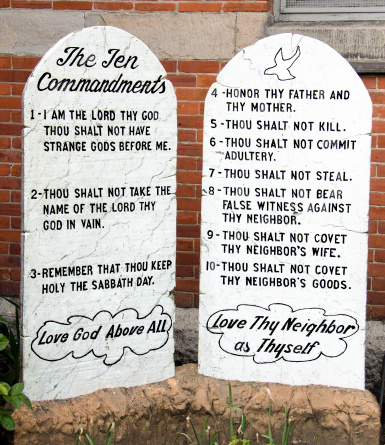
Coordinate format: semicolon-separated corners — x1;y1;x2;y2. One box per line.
11;364;380;445
235;12;274;53
85;12;237;60
266;21;385;63
0;11;84;55
174;308;198;365
366;320;385;399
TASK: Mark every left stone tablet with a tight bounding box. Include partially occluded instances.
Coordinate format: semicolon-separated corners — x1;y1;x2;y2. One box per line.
22;26;177;400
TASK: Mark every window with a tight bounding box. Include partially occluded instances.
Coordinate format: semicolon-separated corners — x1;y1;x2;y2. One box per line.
278;0;385;20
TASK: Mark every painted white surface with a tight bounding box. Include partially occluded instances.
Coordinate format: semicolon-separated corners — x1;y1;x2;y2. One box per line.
22;26;176;400
199;34;372;389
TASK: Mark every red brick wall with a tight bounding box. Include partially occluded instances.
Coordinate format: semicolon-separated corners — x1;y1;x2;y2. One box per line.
0;57;384;318
0;0;272;12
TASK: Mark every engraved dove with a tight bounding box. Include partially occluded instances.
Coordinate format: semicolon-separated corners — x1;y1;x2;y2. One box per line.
264;46;301;81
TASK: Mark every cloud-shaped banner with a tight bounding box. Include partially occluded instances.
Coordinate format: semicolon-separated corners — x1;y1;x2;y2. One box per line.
207;304;358;364
32;305;172;365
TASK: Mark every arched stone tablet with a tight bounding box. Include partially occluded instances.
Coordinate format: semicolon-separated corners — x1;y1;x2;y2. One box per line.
22;26;176;400
199;34;371;389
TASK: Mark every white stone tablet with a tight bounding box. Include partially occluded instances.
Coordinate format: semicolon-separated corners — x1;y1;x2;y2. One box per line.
22;26;176;400
199;34;372;390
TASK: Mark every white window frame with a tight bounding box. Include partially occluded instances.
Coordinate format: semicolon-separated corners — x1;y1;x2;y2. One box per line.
277;0;385;20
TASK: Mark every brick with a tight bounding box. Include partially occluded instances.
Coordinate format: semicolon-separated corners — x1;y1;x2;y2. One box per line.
9;243;20;255
369;220;378;234
378;165;385;177
0;111;11;122
0;244;8;255
375;250;385;262
378;77;385;89
177;157;197;171
0;58;11;69
197;74;217;88
0;165;10;176
179;2;221;12
94;1;133;9
12;0;51;8
361;76;376;90
370;177;385;191
53;1;92;9
372;135;377;148
177;239;194;252
370;192;385;205
0;177;21;190
369;234;385;249
11;165;21;177
11;191;21;203
367;291;385;305
10;268;20;281
372;149;385;161
372;120;385;134
177;211;197;225
0;84;11;95
370;91;385;104
12;84;25;96
379;221;385;233
0;269;10;281
368;263;385;277
177;224;200;238
0;204;21;217
176;252;199;266
0;0;10;5
161;61;177;73
11;217;21;230
374;106;385;120
0;281;19;296
0;191;10;202
178;115;204;129
0;217;9;229
177;197;201;211
12;57;40;70
178;61;220;74
176;277;199;292
0;97;21;110
0;254;20;267
168;74;196;87
177;171;202;184
178;144;202;157
0;151;21;164
194;239;200;252
12;138;21;149
368;249;374;262
0;70;30;83
174;291;194;307
0;124;22;136
224;2;271;12
178;130;196;142
135;2;175;11
371;305;385;320
11;110;22;123
371;164;377;177
178;102;200;115
176;265;195;278
176;88;208;101
0;230;20;242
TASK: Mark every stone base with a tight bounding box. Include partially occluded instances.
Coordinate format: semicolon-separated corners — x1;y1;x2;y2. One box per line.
11;364;380;445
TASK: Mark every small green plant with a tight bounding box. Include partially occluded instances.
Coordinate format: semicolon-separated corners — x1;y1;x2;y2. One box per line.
0;298;21;385
261;406;293;445
75;420;115;445
173;415;219;445
228;436;251;445
0;298;32;431
228;383;247;441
